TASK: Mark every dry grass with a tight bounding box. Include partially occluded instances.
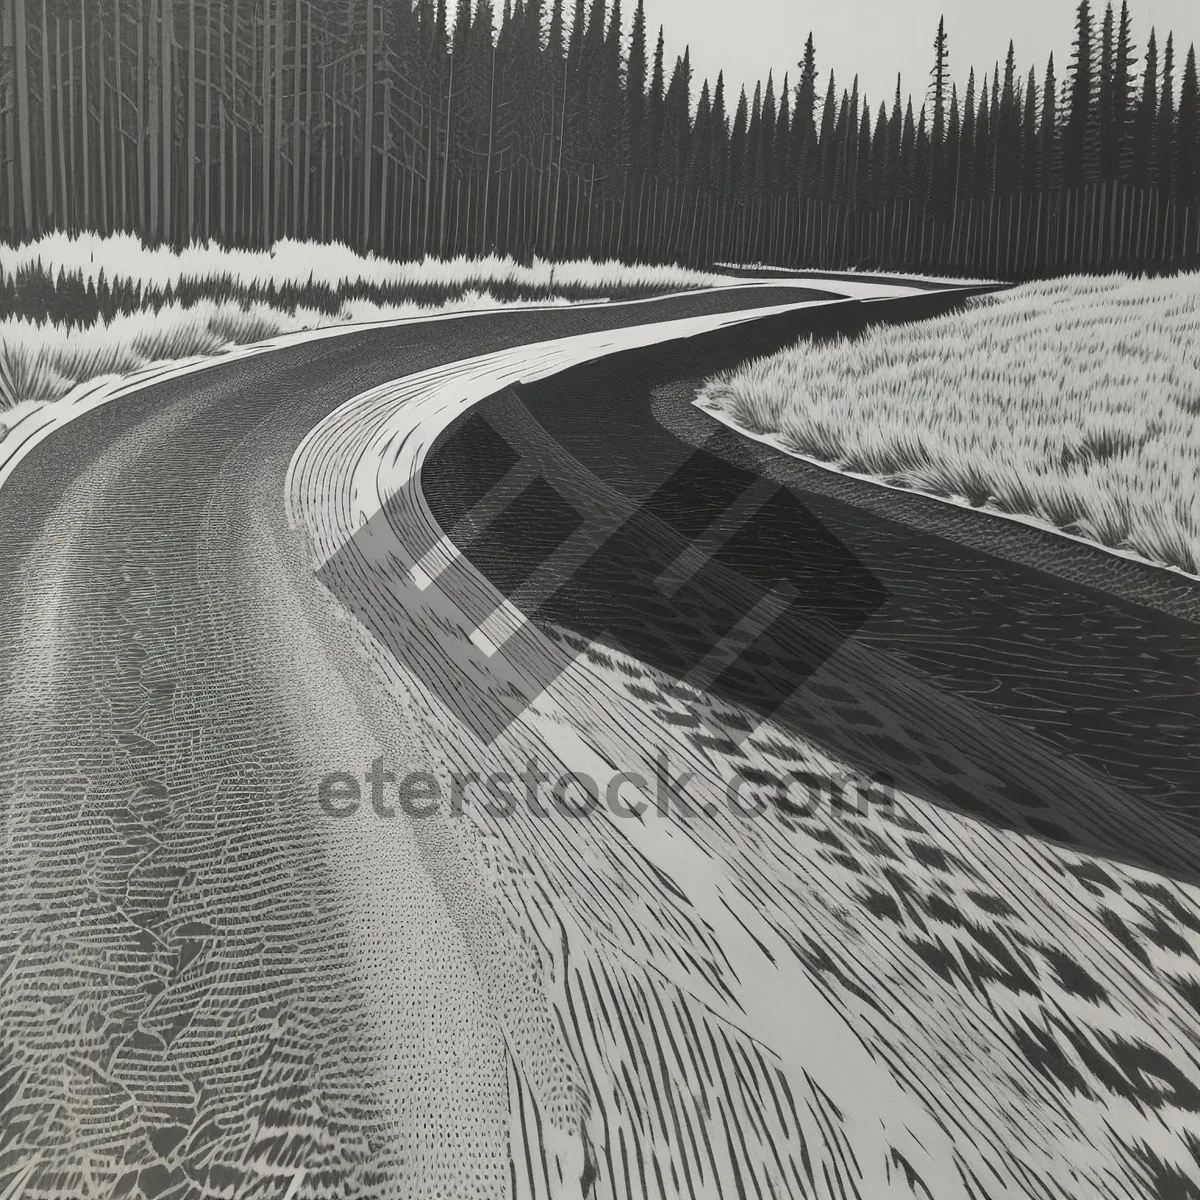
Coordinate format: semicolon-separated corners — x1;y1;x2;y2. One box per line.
699;272;1200;575
0;232;729;410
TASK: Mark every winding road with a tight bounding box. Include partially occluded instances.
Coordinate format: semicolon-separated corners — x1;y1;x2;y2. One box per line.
3;282;1200;1200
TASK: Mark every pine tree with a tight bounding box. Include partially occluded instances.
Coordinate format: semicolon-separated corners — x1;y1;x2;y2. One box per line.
973;74;991;197
625;0;646;169
870;100;889;202
997;41;1020;191
1064;0;1098;185
855;98;872;204
729;84;748;198
759;72;777;193
929;16;949;208
1130;29;1156;187
946;84;961;206
1022;67;1039;191
645;24;664;170
1098;2;1116;177
793;34;818;194
959;68;976;199
913;104;930;200
817;71;838;198
1178;46;1199;204
775;72;792;189
710;71;728;193
1155;32;1175;194
689;79;712;188
886;77;903;199
1113;1;1137;177
746;79;763;193
900;97;916;197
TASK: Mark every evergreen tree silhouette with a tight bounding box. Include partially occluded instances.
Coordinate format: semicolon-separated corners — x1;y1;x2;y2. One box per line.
626;0;647;169
1022;67;1039;191
710;72;729;194
775;73;793;190
1130;28;1156;186
1177;45;1199;204
1113;1;1138;177
929;16;950;209
760;72;777;194
1156;32;1175;194
959;68;977;199
818;72;838;199
729;85;748;199
1064;1;1098;185
793;34;819;195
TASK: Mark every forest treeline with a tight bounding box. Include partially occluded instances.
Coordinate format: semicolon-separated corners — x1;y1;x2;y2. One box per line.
0;0;1198;274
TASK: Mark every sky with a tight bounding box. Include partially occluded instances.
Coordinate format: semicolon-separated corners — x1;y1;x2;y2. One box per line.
637;0;1200;118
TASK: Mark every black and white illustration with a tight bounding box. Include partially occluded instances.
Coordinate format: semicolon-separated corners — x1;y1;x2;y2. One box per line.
2;1;1200;1197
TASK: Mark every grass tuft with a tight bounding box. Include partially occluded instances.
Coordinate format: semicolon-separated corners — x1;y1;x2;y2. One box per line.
699;272;1200;575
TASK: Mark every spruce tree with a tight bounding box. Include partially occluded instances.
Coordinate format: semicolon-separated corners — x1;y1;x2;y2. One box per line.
887;77;903;200
729;85;748;199
1064;1;1098;186
793;35;819;195
645;25;665;172
1113;1;1137;178
929;16;950;209
747;80;764;194
625;0;647;170
959;68;976;200
1098;2;1116;177
1130;29;1156;187
1022;67;1039;191
711;72;729;194
1177;46;1199;204
689;79;712;188
973;75;991;197
856;99;872;205
1156;32;1175;194
997;42;1020;191
871;101;889;202
900;97;916;198
946;85;961;206
776;73;792;189
760;72;777;194
818;73;839;199
1040;54;1058;188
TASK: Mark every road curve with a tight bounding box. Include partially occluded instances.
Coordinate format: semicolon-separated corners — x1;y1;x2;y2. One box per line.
3;284;1200;1200
0;285;841;1200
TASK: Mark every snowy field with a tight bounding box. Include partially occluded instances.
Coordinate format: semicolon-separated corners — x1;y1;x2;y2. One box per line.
698;272;1200;577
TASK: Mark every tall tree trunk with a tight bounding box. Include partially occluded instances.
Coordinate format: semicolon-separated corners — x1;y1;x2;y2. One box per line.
11;0;35;237
291;0;301;236
272;0;283;236
186;0;196;239
40;0;54;225
146;0;159;238
302;0;313;238
204;0;212;239
362;0;375;247
77;9;93;230
57;18;68;226
483;42;495;251
260;0;270;245
3;0;15;237
439;52;452;255
94;0;109;233
114;0;128;230
160;0;173;241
